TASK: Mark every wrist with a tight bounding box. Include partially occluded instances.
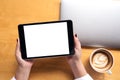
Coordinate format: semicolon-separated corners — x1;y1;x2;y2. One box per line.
69;59;87;78
68;59;82;66
15;66;32;80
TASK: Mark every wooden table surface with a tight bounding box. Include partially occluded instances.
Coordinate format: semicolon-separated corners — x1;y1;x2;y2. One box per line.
0;0;120;80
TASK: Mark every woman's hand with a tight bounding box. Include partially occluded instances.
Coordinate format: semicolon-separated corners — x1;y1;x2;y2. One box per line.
67;34;87;78
15;39;34;68
15;39;34;80
67;34;82;63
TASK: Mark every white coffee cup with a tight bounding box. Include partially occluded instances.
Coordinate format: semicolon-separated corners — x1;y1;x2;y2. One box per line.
89;48;114;74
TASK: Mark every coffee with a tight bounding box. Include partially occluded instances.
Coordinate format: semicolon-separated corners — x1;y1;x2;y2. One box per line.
90;48;114;73
93;52;108;68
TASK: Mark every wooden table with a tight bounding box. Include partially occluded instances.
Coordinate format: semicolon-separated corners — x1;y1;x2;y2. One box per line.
0;0;120;80
29;48;120;80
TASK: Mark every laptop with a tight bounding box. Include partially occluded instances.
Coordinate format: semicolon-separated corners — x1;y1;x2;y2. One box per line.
60;0;120;49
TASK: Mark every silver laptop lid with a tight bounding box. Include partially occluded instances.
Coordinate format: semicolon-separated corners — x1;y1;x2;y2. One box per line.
61;0;120;49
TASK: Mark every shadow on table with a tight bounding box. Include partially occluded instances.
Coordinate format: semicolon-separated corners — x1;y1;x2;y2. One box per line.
30;57;74;80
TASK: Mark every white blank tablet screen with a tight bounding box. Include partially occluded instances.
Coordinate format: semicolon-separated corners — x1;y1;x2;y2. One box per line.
24;22;69;58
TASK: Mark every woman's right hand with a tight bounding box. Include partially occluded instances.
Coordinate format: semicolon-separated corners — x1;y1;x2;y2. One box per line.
66;34;87;78
67;34;82;63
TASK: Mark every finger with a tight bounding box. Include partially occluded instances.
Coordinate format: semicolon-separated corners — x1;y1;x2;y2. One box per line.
15;39;19;53
74;34;81;50
17;38;20;50
15;38;22;59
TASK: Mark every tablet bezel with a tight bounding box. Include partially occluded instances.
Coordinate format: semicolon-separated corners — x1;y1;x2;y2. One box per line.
18;20;74;59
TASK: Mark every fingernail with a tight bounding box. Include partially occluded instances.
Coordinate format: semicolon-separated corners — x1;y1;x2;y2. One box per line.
75;34;77;37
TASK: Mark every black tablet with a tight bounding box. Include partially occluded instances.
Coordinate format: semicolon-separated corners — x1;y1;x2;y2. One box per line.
18;20;74;59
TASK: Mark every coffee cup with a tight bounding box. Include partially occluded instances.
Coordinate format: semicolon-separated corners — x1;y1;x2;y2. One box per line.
89;48;114;74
